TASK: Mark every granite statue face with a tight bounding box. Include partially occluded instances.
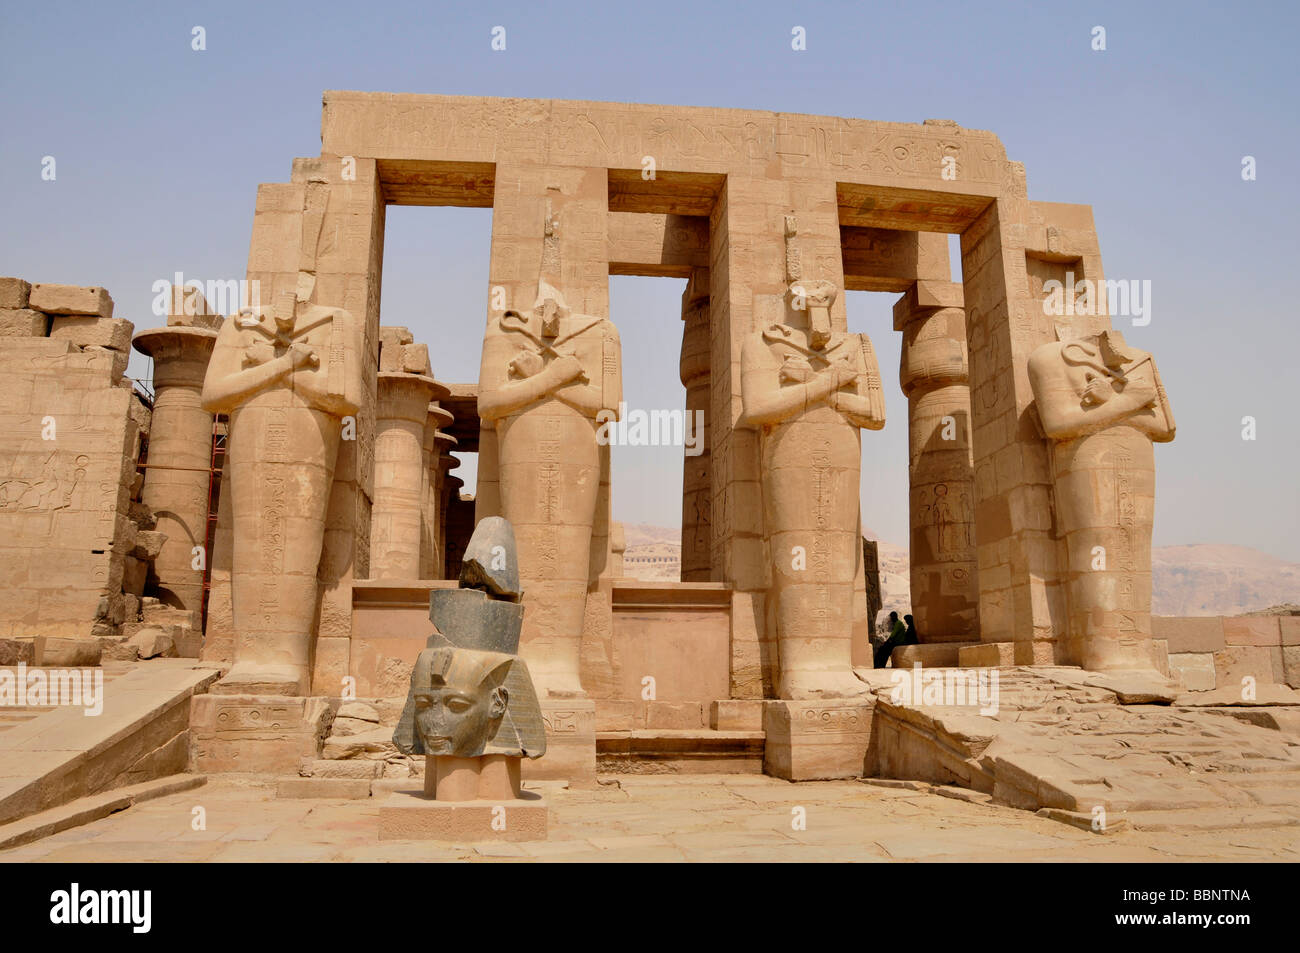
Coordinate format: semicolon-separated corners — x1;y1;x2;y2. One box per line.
408;647;513;758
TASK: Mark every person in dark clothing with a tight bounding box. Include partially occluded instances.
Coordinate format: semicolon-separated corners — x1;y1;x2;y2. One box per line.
874;611;908;668
903;614;918;645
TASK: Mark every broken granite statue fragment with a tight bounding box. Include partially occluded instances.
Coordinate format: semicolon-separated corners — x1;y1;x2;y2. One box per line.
393;516;545;760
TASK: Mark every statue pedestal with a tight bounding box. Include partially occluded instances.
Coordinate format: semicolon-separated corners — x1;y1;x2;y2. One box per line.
520;699;596;785
378;754;547;842
189;694;336;774
762;700;874;781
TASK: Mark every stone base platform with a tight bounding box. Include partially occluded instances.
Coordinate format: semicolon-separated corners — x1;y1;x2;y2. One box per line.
189;694;337;774
521;699;596;786
377;791;547;841
763;700;873;781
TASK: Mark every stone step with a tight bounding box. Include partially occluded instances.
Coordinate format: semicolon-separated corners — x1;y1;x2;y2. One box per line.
596;729;765;775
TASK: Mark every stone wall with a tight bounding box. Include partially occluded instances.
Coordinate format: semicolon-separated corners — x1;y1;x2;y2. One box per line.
1156;615;1298;691
0;278;158;652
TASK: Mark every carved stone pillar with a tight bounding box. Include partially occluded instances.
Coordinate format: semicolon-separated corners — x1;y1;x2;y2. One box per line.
132;316;221;616
895;280;980;642
371;372;442;579
420;403;454;578
679;267;712;582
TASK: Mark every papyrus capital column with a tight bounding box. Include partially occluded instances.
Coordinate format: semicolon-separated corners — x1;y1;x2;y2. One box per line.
372;370;444;579
132;294;223;617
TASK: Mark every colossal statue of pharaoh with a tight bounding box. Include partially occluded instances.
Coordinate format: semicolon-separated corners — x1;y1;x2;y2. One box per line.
477;282;621;698
741;279;885;698
201;295;362;694
1028;329;1175;671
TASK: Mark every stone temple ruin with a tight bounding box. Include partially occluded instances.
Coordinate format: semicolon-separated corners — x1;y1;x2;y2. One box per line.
1;92;1298;844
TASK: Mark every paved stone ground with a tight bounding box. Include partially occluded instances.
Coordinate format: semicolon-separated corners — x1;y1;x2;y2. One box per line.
2;773;1297;862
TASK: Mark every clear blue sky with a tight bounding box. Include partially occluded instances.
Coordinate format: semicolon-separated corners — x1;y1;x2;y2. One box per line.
2;1;1297;558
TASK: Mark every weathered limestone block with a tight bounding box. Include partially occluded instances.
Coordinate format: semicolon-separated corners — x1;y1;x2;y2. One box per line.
49;316;134;351
0;277;32;309
0;308;49;337
28;283;114;318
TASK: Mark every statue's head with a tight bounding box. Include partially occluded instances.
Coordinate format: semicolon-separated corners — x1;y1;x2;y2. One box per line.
788;280;837;350
533;281;570;337
406;647;513;757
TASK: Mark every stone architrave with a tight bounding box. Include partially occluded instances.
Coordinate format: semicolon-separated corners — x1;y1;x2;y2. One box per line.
477;281;622;699
740;279;885;699
1028;329;1175;671
200;297;363;694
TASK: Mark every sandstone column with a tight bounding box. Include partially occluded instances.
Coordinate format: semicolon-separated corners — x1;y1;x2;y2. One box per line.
679;268;712;582
132;291;222;617
372;371;444;579
894;280;979;642
421;408;454;578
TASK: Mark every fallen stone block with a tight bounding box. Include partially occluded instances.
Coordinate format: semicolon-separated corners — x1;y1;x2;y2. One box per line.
33;636;102;667
125;627;176;659
299;758;384;780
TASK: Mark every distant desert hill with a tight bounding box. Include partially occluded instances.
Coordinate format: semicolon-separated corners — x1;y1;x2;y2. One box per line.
618;526;1299;618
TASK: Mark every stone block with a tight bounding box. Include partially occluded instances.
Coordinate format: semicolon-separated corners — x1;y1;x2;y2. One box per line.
710;698;764;731
1212;645;1275;689
28;283;113;318
1152;616;1224;654
48;316;134;351
0;277;31;309
0;638;35;665
400;342;431;375
1283;646;1300;689
377;792;547;841
1222;617;1281;647
190;695;336;774
1282;617;1300;646
521;699;595;785
763;700;872;781
33;636;102;667
643;701;704;730
890;642;979;668
958;642;1016;667
275;777;372;799
125;627;176;659
0;308;49;337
